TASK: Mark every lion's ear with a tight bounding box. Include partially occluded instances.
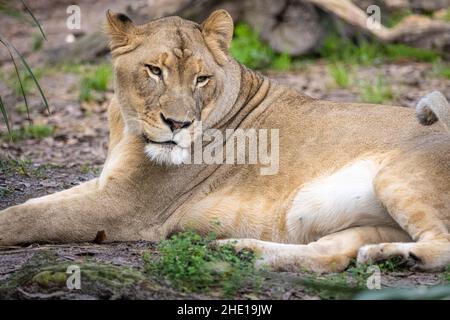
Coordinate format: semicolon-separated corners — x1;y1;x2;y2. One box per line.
201;10;234;65
105;10;136;54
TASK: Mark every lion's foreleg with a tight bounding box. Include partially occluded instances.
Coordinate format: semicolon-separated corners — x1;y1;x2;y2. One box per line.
0;185;132;245
25;179;99;205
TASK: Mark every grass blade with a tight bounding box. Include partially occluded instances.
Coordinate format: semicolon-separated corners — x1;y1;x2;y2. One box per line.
0;37;50;114
0;96;11;136
0;38;31;123
20;0;46;40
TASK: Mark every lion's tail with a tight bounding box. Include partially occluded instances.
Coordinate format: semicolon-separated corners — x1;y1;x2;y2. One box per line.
416;91;450;133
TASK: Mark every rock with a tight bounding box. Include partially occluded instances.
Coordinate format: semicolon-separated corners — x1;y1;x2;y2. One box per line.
243;0;324;55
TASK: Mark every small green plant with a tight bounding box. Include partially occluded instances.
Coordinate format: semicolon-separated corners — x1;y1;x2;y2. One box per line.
360;78;393;104
328;62;353;88
376;256;406;272
230;23;292;70
230;23;274;69
79;64;112;102
145;231;260;297
3;124;54;142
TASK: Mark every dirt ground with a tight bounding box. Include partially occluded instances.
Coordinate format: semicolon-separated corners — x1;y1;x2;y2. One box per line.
0;1;450;300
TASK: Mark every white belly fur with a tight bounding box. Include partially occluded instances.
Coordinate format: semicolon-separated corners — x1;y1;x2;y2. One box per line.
286;158;396;244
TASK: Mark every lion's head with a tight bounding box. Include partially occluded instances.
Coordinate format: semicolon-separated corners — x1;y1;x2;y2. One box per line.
105;9;240;165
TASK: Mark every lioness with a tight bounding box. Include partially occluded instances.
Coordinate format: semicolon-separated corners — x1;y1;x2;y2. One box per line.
1;10;449;273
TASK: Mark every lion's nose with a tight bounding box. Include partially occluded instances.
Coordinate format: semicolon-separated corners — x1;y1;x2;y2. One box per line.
160;113;192;132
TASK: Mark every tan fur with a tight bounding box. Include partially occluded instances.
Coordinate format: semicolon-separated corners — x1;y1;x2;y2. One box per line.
1;10;450;273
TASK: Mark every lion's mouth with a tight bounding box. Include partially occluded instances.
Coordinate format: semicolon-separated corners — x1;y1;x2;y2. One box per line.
142;134;177;146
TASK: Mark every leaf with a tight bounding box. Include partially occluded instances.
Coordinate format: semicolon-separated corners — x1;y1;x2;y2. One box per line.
94;230;107;244
20;0;46;40
0;36;50;114
0;96;11;136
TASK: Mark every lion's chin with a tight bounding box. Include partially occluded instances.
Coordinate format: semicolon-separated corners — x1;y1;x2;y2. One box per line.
144;143;189;165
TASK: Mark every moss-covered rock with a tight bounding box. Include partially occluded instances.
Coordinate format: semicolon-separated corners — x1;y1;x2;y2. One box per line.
0;250;146;299
32;270;67;288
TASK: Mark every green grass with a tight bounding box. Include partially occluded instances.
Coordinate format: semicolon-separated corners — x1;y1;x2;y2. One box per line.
79;64;112;102
230;24;440;71
230;23;292;70
5;67;44;98
328;62;353;88
79;163;101;175
360;78;393;104
302;258;409;299
320;35;381;65
271;52;293;71
144;231;261;297
443;265;450;282
2;123;54;142
79;163;92;174
436;8;450;22
376;256;407;272
15;103;28;115
384;44;439;63
0;157;49;177
322;35;440;102
0;1;48;133
434;62;450;79
31;31;44;52
302;270;361;300
59;62;92;75
0;185;14;197
320;34;440;65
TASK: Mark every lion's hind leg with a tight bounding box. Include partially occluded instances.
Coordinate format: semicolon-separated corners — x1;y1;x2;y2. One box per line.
217;226;410;273
358;146;450;271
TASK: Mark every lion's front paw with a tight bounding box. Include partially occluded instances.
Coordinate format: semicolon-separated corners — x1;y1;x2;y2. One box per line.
213;238;261;252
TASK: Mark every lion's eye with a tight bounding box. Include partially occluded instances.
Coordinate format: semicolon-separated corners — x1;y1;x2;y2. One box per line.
146;65;162;77
196;75;210;85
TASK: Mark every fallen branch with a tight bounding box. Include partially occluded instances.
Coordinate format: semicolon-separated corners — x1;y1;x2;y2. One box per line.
306;0;450;51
